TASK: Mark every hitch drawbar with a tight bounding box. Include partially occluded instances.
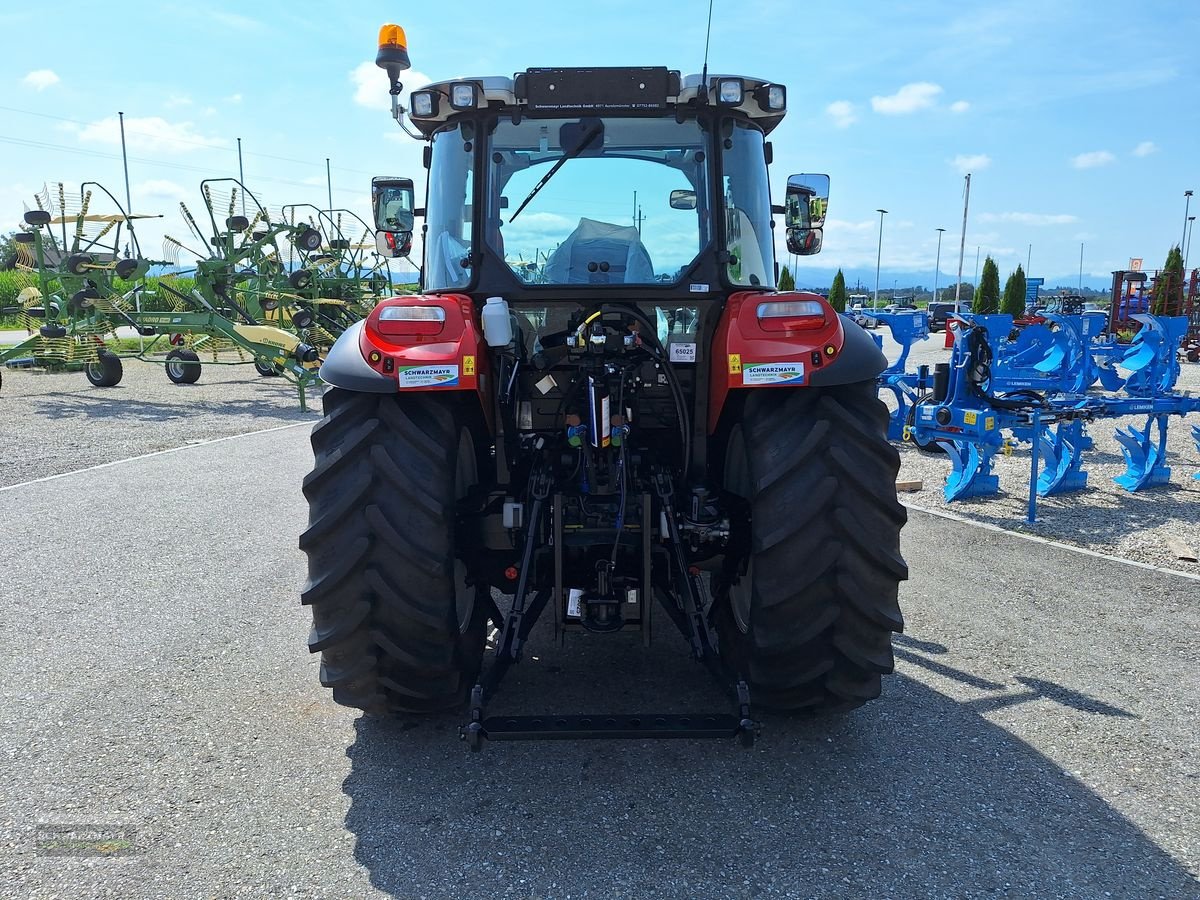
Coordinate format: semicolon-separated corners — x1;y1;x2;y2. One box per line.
460;682;759;750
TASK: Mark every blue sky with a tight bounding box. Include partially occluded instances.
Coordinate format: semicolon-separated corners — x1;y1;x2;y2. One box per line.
1;0;1196;289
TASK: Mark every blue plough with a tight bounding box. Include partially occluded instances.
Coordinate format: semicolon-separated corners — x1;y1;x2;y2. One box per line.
910;313;1199;520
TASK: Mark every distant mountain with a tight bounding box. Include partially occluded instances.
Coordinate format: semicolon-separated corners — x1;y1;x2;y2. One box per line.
786;264;1114;294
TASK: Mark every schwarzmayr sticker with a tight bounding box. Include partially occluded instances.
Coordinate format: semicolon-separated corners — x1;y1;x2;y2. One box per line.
743;362;805;386
397;364;459;388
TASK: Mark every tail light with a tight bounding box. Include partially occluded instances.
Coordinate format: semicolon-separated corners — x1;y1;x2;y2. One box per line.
373;303;446;336
756;299;828;331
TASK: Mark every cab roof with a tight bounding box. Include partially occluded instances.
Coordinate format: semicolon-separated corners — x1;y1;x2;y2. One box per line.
403;69;787;137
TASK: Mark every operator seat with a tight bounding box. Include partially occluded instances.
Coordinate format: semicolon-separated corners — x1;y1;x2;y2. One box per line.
543;218;655;284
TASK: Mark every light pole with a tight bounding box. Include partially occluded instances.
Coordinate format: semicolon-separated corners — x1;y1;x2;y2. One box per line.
874;208;887;309
1026;243;1032;274
934;227;946;303
1186;215;1196;271
1078;242;1085;292
974;245;980;285
1184;190;1194;250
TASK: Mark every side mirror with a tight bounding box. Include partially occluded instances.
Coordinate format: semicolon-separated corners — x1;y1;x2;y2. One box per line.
375;230;413;259
371;175;416;235
784;173;829;256
669;189;697;210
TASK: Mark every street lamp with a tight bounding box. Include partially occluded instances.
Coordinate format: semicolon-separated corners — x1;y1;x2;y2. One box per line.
933;228;946;303
874;209;887;310
1186;215;1196;271
1184;190;1194;250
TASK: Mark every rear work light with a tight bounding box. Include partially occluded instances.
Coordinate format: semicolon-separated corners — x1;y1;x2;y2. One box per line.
716;78;744;106
755;83;786;112
756;299;827;330
411;90;438;117
449;82;478;109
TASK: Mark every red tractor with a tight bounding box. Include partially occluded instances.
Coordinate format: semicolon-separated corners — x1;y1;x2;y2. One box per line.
301;25;907;748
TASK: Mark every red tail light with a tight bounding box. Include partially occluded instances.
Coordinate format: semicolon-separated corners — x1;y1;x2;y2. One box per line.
756;299;828;331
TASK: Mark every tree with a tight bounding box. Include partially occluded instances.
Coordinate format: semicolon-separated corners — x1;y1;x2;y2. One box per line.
777;265;795;292
974;257;1001;313
828;269;847;312
1000;264;1027;317
0;231;17;270
945;282;974;308
1151;245;1184;316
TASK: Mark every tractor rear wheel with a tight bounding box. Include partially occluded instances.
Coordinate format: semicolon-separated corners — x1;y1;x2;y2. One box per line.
300;389;487;714
714;380;907;712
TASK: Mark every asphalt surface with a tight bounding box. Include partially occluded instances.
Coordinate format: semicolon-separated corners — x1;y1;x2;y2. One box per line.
0;427;1197;899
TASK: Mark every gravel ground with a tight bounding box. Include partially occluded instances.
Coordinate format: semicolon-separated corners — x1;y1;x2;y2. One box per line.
877;331;1200;576
0;359;321;488
0;428;1197;898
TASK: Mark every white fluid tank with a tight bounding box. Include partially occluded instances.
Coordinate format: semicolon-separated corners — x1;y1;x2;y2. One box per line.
482;296;513;347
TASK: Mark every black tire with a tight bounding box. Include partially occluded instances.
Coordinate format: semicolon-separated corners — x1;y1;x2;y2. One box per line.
713;380;908;713
289;269;314;290
254;359;280;377
84;350;123;387
300;389;486;714
905;394;946;453
295;228;322;252
165;349;201;384
65;253;94;276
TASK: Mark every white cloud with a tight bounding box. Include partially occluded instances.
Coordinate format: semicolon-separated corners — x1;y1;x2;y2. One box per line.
226;93;243;104
978;211;1078;225
22;69;59;91
132;179;188;202
164;94;192;109
871;82;943;115
74;116;229;154
825;100;857;129
951;154;991;174
1071;150;1114;169
1132;141;1156;157
950;100;970;114
352;61;432;112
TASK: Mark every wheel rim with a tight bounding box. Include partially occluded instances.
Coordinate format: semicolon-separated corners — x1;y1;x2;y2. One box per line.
453;428;477;634
167;360;185;380
86;362;101;380
724;427;753;634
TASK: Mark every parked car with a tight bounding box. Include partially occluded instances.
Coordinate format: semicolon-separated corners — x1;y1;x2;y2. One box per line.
848;304;877;329
927;302;957;332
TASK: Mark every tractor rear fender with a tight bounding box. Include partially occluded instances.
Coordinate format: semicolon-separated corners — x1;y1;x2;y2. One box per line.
319;294;493;430
708;290;886;433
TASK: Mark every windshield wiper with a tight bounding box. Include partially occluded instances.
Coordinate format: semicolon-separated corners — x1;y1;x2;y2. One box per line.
508;122;603;224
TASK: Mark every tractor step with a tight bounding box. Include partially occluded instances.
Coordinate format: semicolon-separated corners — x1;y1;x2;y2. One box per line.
461;681;759;750
470;712;750;743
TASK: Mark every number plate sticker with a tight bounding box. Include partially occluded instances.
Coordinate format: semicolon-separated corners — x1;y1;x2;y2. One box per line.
669;342;696;363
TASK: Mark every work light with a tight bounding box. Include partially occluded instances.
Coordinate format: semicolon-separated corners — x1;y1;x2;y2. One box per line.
756;84;786;112
716;78;744;106
450;82;478;109
411;90;438;118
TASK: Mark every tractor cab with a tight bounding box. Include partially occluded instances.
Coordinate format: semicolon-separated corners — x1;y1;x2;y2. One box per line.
373;59;827;301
